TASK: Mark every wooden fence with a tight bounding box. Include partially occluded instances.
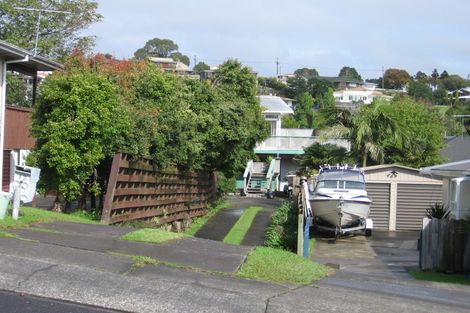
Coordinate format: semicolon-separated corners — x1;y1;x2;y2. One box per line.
420;218;470;273
101;153;217;225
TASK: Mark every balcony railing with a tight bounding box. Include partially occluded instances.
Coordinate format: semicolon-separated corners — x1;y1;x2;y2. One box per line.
255;136;350;154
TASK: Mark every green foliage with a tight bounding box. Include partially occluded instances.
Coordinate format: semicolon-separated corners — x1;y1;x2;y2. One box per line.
0;206;98;230
433;87;450;106
294;67;319;79
170;51;190;66
446;103;470;135
408;80;433;103
265;202;298;251
281;114;298;128
31;68;130;201
381;97;446;167
223;207;263;245
6;72;31;106
258;76;286;95
338;66;362;81
426;203;450;219
320;87;336;109
216;172;236;195
293;92;314;128
134;37;179;59
193;61;210;73
295;143;351;170
238;246;329;284
0;0;102;60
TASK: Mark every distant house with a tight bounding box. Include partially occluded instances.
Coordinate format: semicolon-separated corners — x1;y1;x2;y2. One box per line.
449;87;470;102
333;88;392;109
148;57;199;79
277;73;295;85
255;95;350;189
321;76;365;90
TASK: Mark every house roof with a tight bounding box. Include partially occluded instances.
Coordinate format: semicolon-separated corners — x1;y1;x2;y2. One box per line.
320;76;364;84
259;95;294;114
442;136;470;162
363;163;420;173
0;40;62;75
420;159;470;178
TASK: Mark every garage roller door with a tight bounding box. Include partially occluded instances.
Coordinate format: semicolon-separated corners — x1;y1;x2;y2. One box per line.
366;183;390;230
396;184;442;231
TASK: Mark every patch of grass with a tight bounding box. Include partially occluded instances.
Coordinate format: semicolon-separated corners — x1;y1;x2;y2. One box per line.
264;201;297;251
185;200;229;236
309;238;316;257
409;270;470;286
120;228;188;244
131;255;158;269
223;207;263;245
0;206;99;230
238;246;329;285
0;230;19;239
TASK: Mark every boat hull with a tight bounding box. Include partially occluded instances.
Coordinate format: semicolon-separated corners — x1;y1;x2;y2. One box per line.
310;198;370;228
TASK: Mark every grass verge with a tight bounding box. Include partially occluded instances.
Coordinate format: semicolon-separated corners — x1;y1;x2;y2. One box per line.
0;206;99;230
120;228;188;244
238;246;329;285
185;200;229;236
409;270;470;286
223;207;263;245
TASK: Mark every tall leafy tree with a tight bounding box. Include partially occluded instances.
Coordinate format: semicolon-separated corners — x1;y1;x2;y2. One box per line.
0;0;102;60
381;97;445;167
193;61;210;73
294;67;319;79
408;80;433;103
414;71;428;81
293;92;314;128
338;66;362;81
295;143;351;171
383;68;411;89
133;37;190;65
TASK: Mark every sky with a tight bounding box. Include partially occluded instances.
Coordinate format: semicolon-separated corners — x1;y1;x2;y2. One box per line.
83;0;470;79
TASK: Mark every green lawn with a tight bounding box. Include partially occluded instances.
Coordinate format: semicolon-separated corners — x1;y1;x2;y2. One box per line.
223;206;263;245
238;246;329;284
0;206;99;230
409;270;470;286
184;200;229;236
120;228;188;244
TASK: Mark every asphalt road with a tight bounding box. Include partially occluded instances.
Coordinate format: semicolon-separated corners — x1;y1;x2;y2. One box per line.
0;289;123;313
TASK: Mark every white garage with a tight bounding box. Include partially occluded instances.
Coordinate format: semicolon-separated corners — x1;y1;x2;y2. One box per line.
364;165;442;231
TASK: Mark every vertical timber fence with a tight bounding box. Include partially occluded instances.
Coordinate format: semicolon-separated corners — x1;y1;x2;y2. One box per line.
420;218;470;273
101;153;217;225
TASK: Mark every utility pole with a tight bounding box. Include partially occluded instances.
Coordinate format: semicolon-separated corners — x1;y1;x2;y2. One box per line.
193;55;197;67
382;66;385;89
276;57;280;77
14;1;70;55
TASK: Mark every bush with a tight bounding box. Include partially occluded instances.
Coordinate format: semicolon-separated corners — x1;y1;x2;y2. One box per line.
264;201;298;251
426;203;450;219
217;172;236;195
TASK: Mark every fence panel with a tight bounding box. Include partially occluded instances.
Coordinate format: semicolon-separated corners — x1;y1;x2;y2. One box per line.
101;153;217;225
420;218;470;273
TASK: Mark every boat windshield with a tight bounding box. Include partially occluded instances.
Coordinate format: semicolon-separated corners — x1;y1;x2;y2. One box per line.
316;180;365;190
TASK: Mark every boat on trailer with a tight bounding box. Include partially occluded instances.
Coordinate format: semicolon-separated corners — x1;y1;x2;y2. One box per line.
309;165;373;237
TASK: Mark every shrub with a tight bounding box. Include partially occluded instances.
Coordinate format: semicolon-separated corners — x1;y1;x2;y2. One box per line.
264;201;298;251
426;203;450;219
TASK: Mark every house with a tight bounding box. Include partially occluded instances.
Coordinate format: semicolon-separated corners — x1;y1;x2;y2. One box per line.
333;88;392;109
363;164;442;231
0;39;61;192
148;57;200;79
321;76;365;90
449;87;470;102
420;159;470;220
254;95;349;190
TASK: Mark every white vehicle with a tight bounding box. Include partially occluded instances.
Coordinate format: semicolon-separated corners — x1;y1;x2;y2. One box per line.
310;165;373;237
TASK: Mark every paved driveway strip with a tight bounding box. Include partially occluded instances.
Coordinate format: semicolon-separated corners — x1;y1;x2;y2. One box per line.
11;222;252;273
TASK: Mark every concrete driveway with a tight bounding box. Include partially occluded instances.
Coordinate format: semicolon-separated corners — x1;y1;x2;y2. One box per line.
313;231;419;280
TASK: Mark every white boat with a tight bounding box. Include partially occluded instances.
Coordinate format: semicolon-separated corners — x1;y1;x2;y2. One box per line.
309;165;372;233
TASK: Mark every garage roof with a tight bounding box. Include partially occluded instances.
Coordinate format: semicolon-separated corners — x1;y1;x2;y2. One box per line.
420;159;470;178
0;40;62;74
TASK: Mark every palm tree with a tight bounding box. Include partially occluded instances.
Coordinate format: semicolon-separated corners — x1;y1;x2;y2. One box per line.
320;101;400;167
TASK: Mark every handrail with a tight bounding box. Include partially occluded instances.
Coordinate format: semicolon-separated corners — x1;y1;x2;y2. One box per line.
265;158;277;193
243;160;253;195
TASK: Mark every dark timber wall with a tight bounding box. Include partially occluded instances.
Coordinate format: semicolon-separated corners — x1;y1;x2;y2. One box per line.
101;153;217;225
